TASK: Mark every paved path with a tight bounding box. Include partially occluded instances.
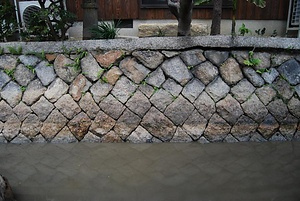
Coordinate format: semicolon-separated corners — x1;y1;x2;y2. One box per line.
0;142;300;201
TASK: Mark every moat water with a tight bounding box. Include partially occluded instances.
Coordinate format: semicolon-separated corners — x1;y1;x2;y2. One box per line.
1;142;300;201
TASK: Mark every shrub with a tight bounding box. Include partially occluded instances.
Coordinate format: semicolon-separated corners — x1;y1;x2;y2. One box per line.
90;20;121;39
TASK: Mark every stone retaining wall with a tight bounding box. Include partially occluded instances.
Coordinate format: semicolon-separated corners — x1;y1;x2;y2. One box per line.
0;36;300;143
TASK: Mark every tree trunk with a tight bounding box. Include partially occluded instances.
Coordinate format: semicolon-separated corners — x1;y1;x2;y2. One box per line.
210;0;222;35
167;0;194;36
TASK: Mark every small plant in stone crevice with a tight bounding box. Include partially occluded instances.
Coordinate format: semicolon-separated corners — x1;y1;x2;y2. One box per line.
238;23;251;36
20;86;26;92
26;50;46;61
256;68;269;74
153;86;160;94
7;46;22;55
66;48;88;72
187;65;194;70
101;76;109;84
25;65;36;73
243;50;261;67
4;68;15;79
156;26;166;37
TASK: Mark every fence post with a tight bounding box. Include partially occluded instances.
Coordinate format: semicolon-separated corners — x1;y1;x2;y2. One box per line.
82;0;98;40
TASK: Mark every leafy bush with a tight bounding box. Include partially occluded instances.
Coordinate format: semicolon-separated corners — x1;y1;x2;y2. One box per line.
90;21;121;39
0;0;17;42
22;0;76;41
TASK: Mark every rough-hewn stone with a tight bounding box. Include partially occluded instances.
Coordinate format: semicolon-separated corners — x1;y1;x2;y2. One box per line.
10;134;31;144
241;94;268;122
255;85;277;105
0;70;10;89
279;114;298;141
161;56;192;86
272;78;294;100
182;79;205;103
231;79;256;103
261;68;279;84
204;50;229;66
204;114;231;142
35;61;56;86
68;112;91;141
253;52;271;70
162;78;182;97
161;51;180;58
51;127;78;143
3;114;21;141
180;49;206;67
295;84;300;97
101;131;122;143
150;89;174;112
216;94;243;125
132;50;164;70
267;99;289;122
81;132;101;143
194;91;215;120
14;64;35;86
258;114;279;139
277;59;300;85
40;109;68;141
231;115;258;142
127;126;153;143
192;61;218;85
54;94;81;119
171;128;193;142
288;97;300;118
0;55;17;70
141;107;176;142
126;90;151;118
54;54;79;84
0;81;22;107
220;58;243;85
21;114;41;139
69;74;91;101
111;76;137;103
146;68;165;88
205;77;230;102
231;51;248;66
79;92;100;119
182;110;207;140
22;79;46;105
119;57;150;84
18;55;40;66
271;53;293;67
90;111;115;136
223;134;239;143
102;66;123;85
243;67;265;87
99;94;125;119
0;100;13;122
90;81;113;103
249;132;267;142
139;83;155;98
44;78;69;103
95;50;123;68
114;109;141;140
81;53;103;82
31;96;54;121
164;95;195;126
269;132;287;141
13;102;32;121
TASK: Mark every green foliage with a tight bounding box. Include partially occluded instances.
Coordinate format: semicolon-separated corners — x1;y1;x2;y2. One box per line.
271;30;277;37
7;46;22;55
156;26;165;37
66;48;87;72
4;68;15;79
246;0;266;8
0;0;17;42
26;50;46;60
243;50;261;67
0;47;4;55
194;0;210;6
20;86;27;92
90;21;121;39
26;65;36;73
255;28;266;36
256;68;269;74
101;76;108;83
239;23;251;36
21;0;76;41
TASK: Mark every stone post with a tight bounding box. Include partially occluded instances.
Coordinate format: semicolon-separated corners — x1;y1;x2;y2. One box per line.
82;0;98;40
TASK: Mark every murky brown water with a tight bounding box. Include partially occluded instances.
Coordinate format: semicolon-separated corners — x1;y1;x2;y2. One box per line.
1;142;300;201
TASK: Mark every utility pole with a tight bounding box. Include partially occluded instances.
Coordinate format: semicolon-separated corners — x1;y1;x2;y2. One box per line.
82;0;98;39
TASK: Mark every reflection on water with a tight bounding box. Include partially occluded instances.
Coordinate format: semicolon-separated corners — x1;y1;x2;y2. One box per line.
1;142;300;201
